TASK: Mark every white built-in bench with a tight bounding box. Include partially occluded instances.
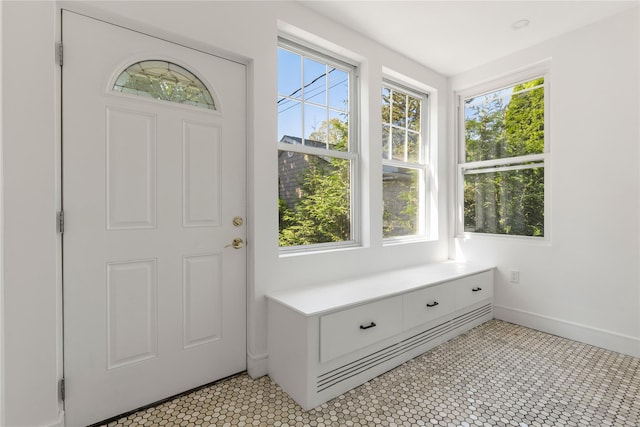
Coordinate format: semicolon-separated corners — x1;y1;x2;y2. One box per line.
266;261;494;410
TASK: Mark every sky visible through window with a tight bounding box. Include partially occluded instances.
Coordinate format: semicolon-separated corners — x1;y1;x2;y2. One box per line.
464;87;512;121
463;80;543;122
277;47;349;145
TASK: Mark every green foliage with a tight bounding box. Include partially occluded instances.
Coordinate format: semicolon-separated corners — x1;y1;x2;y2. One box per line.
381;86;423;238
383;168;419;238
382;87;421;161
279;118;351;246
505;79;545;156
382;88;421;131
306;116;349;152
464;78;545;237
465;93;507;162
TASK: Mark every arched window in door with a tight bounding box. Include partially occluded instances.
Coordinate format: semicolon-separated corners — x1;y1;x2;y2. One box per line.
113;60;216;110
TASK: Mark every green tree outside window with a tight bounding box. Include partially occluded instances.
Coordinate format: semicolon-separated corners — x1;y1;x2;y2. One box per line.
463;77;545;237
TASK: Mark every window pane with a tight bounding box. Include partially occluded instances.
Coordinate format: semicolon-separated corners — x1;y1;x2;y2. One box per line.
328;110;348;152
382;124;390;160
381;87;391;124
464;166;544;236
277;41;355;250
278;152;351;246
392;128;405;161
277;99;302;142
304;58;327;105
407;131;420;163
504;86;544;157
383;166;420;238
382;85;427;165
113;60;215;109
407;96;421;132
392;91;407;127
465;77;544;162
278;48;302;99
328;68;349;111
305;104;328;147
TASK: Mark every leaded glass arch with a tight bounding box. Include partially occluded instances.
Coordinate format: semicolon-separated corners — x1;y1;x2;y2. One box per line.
113;60;216;110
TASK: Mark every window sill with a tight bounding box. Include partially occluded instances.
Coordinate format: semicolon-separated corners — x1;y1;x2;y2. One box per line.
456;232;551;246
383;235;433;246
278;242;362;258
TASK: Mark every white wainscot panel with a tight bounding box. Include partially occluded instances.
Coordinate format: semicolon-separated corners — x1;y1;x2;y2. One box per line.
183;253;223;348
183;121;221;227
107;259;158;369
106;107;157;230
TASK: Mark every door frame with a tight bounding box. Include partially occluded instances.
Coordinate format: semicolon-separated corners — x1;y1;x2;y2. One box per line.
58;5;253;418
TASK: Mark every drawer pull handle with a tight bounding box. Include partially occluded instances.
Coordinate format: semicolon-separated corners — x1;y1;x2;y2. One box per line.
359;322;377;330
426;301;439;308
472;287;482;292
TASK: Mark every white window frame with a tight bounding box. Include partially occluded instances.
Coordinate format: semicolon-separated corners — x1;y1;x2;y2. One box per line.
456;66;550;240
381;79;430;244
277;37;360;254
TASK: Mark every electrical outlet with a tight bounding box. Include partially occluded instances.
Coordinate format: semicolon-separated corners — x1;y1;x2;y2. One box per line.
510;270;520;284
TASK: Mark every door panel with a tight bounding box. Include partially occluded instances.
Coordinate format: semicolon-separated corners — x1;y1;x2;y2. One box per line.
182;121;222;227
106;107;158;230
62;11;247;426
182;253;223;348
106;259;158;369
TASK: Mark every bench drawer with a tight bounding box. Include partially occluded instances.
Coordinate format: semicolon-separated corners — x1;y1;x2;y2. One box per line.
454;271;493;309
320;296;403;363
403;283;455;330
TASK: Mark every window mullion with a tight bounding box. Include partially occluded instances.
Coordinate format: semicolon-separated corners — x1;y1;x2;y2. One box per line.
461;153;545;170
300;54;306;145
383;158;426;171
389;91;393;160
463;162;544;175
278;142;355;161
324;64;329;150
404;93;409;162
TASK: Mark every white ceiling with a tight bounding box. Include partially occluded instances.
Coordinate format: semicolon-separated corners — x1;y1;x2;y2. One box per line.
298;0;639;76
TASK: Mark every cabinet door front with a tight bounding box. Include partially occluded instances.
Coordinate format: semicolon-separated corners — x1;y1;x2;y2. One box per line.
320;297;403;363
403;283;455;330
454;271;493;309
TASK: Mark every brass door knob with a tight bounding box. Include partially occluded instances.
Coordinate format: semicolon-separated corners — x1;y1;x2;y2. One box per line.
226;238;244;249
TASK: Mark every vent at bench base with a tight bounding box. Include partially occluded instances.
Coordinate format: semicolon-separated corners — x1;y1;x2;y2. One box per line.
317;303;492;393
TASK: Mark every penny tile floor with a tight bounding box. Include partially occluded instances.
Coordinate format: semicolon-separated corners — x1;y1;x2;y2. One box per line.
100;320;640;426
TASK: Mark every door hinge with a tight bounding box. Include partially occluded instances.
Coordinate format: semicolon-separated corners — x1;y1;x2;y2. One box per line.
58;211;64;234
59;378;65;401
56;43;63;66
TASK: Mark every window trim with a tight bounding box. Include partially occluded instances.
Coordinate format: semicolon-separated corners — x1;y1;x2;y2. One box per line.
277;37;361;254
381;79;430;244
455;66;550;240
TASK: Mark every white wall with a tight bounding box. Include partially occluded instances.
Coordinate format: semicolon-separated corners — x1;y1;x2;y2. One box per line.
1;1;63;426
450;9;640;358
0;1;448;425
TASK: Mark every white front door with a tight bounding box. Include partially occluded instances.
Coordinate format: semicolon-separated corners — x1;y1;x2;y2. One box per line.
62;11;247;426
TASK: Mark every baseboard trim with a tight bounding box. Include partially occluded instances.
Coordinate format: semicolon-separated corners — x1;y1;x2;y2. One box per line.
494;305;640;358
247;351;268;378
